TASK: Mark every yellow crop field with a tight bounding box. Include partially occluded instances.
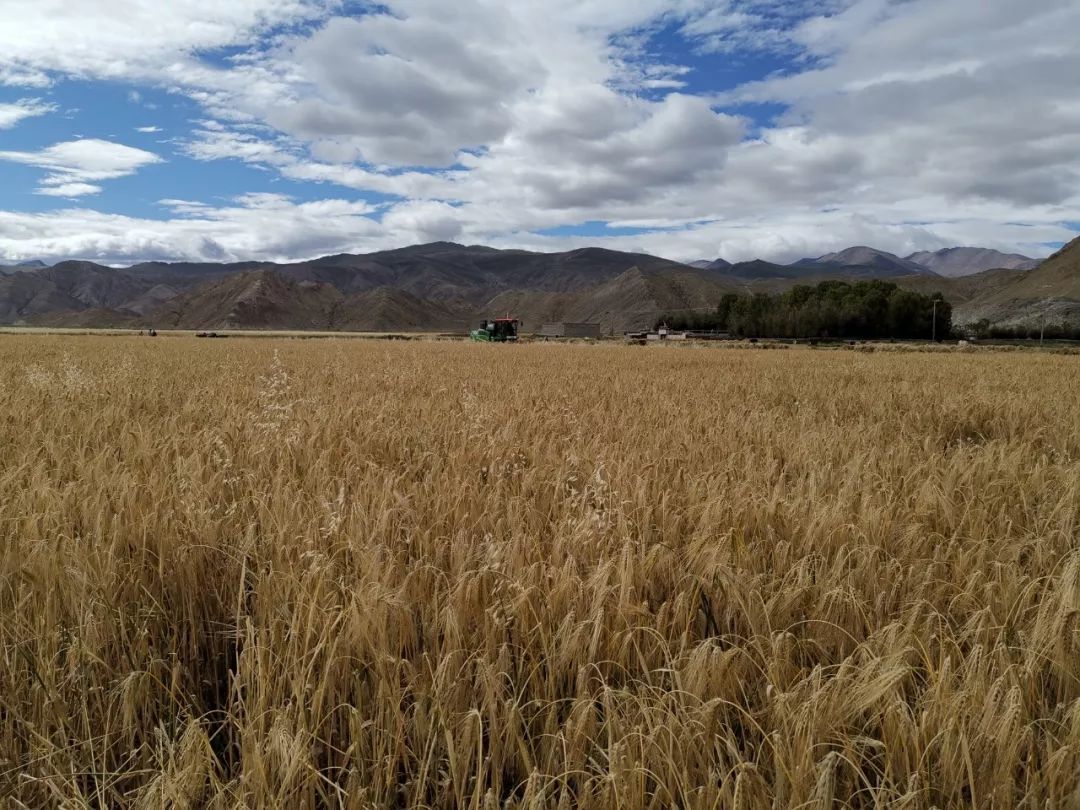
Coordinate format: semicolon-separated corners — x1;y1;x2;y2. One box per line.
1;336;1078;808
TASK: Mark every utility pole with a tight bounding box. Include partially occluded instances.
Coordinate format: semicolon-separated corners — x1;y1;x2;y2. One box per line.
932;299;938;343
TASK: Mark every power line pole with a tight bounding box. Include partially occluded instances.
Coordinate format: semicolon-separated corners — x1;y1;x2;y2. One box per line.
932;299;938;343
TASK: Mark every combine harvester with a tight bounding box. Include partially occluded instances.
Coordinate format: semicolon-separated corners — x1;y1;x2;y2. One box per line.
470;317;521;342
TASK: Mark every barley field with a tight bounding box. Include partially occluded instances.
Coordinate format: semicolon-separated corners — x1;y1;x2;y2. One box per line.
1;337;1078;808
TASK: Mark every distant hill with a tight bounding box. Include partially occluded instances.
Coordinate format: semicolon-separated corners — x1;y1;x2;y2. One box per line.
126;260;267;286
486;265;741;333
12;244;721;331
6;239;1077;332
30;307;144;329
722;256;929;282
0;259;49;273
274;243;694;304
886;238;1077;327
154;270;344;330
0;261;151;323
797;246;937;277
333;287;464;332
726;260;808;280
906;247;1038;277
943;237;1080;326
688;258;732;271
123;284;181;315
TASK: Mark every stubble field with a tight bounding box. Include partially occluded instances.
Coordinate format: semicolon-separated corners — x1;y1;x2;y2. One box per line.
1;336;1078;808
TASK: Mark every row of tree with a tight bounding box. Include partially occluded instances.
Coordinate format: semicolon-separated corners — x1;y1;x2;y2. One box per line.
968;320;1080;341
657;280;952;340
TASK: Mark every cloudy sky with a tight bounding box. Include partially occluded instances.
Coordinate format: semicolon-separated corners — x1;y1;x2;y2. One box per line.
0;0;1077;265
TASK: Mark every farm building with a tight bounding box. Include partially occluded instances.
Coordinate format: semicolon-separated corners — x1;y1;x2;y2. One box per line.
539;322;603;338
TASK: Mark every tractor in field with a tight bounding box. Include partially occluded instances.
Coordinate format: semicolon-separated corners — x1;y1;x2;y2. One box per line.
470;317;521;342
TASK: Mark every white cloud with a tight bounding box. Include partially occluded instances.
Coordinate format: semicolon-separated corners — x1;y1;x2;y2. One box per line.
0;0;332;86
707;0;1080;222
679;0;853;54
135;126;163;133
0;0;1077;263
0;139;163;196
257;11;544;167
0;98;55;128
437;89;744;215
0;65;52;87
35;182;103;198
170;0;1078;261
182;126;297;165
164;1;731;168
0;194;381;264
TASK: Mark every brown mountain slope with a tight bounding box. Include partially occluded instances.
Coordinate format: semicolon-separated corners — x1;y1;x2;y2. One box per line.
486;266;739;333
890;268;1018;304
777;242;1078;328
0;261;151;323
149;272;464;332
906;247;1038;277
124;284;180;315
926;237;1080;326
152;270;343;330
278;243;704;304
984;237;1080;298
29;308;145;329
332;287;465;332
2;243;710;326
799;247;935;276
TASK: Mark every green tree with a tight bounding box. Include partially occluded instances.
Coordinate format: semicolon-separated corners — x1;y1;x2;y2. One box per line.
656;281;952;340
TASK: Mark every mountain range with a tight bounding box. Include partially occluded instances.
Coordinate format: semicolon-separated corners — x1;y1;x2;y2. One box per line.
2;240;1076;333
0;260;49;273
906;247;1039;277
796;246;935;277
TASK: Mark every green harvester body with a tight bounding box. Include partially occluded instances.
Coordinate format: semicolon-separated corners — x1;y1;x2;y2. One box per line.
470;318;520;342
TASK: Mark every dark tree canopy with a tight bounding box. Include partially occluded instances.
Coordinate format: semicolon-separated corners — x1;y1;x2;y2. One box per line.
969;319;1080;341
658;280;952;340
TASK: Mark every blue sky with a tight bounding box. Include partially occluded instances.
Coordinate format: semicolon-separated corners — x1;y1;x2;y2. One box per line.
0;0;1077;265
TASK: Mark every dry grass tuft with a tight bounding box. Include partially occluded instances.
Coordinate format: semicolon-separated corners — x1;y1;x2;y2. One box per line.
1;337;1078;807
